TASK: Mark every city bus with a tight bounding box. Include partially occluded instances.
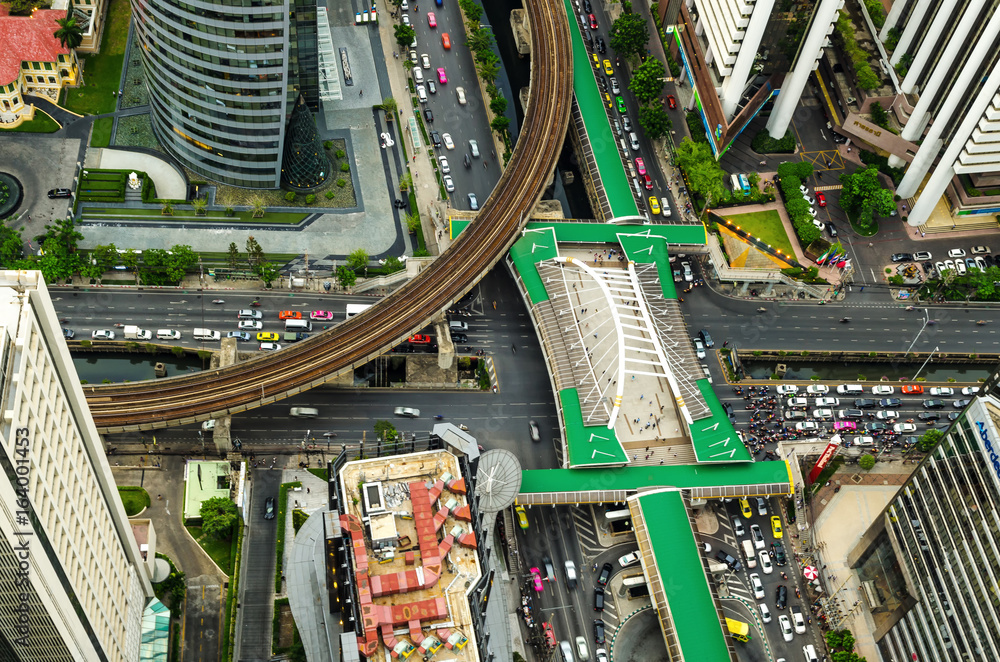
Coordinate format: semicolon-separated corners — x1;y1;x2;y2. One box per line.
345;303;372;318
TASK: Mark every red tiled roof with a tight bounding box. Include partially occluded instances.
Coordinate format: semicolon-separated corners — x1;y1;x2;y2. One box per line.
0;9;70;86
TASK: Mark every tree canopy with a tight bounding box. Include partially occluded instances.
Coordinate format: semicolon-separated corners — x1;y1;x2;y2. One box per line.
394;24;416;50
54;16;84;50
638;102;671;140
674;138;727;207
199;496;239;540
609;12;649;60
839;165;894;230
629;58;666;104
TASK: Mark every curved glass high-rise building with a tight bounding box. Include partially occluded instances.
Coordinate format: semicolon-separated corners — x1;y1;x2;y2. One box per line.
132;0;318;188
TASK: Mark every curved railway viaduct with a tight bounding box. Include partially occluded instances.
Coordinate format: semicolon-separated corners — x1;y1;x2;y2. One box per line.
84;0;574;432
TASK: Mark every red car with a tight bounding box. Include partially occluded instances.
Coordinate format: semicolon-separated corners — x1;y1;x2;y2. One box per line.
409;334;432;344
530;567;544;592
427;11;436;27
635;157;646;175
542;622;556;647
279;310;302;320
441;32;451;49
816;192;827;207
589;13;598;29
901;385;924;395
643;174;653;190
666;94;677;109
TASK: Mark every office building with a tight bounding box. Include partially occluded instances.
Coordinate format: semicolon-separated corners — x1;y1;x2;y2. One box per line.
0;271;153;662
131;0;319;188
661;0;842;157
848;391;1000;662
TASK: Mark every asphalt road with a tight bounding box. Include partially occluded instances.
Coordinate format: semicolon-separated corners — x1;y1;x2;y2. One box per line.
236;469;280;660
402;2;499;210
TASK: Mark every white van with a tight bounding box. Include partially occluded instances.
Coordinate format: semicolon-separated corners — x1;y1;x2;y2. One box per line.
741;540;757;568
629;132;640;151
449;320;468;332
290;407;318;418
730;173;742;193
156;329;181;340
416;84;427;103
193;328;220;341
803;644;819;662
837;384;864;395
285;319;312;332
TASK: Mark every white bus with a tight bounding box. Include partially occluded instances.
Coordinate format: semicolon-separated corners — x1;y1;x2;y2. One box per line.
285;319;312;332
604;508;631;521
346;303;372;318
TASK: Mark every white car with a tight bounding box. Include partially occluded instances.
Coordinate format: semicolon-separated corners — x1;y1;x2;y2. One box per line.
893;423;917;433
412;66;423;83
759;603;772;623
776;385;799;395
851;436;875;446
929;387;954;396
876;410;898;420
799;184;809;194
795;421;819;432
416;84;427;103
750;573;765;599
438;155;450;173
871;385;895;395
693;338;706;359
814;397;839;407
618;551;640;567
238;320;262;330
758;551;773;574
442;132;455;150
575;636;589;662
750;524;765;549
420;53;431;69
971;245;991;255
259;342;281;351
156;329;181;340
92;329;115;340
443;174;455;192
778;614;794;642
394;407;420;418
956;261;967;275
756;497;767;516
947;248;967;258
962;386;981;396
456;86;467;105
803;195;815;206
468;139;480;157
791;607;806;634
944;259;956;272
812;409;833;420
806;385;829;394
913;251;932;261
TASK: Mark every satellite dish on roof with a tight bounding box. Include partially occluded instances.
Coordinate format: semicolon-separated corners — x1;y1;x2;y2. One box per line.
474;449;522;514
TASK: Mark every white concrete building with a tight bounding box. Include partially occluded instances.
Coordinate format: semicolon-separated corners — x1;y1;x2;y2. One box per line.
0;271;152;662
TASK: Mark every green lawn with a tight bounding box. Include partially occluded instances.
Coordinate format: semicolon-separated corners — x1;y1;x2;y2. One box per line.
61;0;130;115
80;207;309;224
118;486;151;515
0;110;60;133
719;209;795;257
91;117;114;147
185;525;234;574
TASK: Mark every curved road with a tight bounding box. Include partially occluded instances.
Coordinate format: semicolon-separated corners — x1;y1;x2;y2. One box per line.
84;0;573;432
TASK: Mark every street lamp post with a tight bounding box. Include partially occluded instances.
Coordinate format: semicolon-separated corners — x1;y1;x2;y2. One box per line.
911;346;940;382
904;309;930;355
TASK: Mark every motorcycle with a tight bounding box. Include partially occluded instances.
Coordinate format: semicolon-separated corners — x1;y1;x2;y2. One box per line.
840;318;851;323
113;323;125;328
977;320;987;325
905;306;914;311
250;301;262;307
211;299;225;304
434;415;444;420
459;424;469;431
757;307;767;313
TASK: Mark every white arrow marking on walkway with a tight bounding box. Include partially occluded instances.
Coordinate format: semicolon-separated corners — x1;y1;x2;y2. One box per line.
532;242;551;253
634;245;654;255
709;448;738;459
589;433;611;443
708;436;732;447
702;422;720;432
592;449;617;458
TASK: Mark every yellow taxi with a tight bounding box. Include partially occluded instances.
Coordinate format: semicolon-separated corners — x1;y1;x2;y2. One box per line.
604;93;612;109
603;59;614;75
257;332;280;342
515;505;529;530
592;53;600;68
649;196;661;215
739;497;752;519
771;515;783;539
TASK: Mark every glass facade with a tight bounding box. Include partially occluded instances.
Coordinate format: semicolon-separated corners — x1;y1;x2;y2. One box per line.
850;396;1000;662
132;0;318;188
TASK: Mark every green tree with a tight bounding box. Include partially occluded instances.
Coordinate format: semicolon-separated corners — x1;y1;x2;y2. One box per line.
858;454;876;470
336;265;357;289
347;248;369;271
674;138;727;207
394;24;416;50
165;245;198;284
199;497;239;540
466;29;493;54
255;262;280;287
489;96;507;116
248;194;267;218
246;236;264;269
54;16;84;50
374;420;399;449
490;115;510;134
406;211;421;234
382;256;405;273
869;101;889;129
856;63;880;90
609;12;650;60
227;242;240;270
638;101;672;140
5;0;40;16
458;0;482;22
0;224;25;267
380;97;398;118
628;57;666;103
477;60;499;82
918;429;943;452
839;165;895;229
191;197;207;216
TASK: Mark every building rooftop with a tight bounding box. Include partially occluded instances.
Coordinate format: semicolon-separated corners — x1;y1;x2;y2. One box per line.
0;8;70;86
339;451;481;661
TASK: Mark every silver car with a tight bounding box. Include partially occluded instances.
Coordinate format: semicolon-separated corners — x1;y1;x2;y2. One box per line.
468;139;480;157
394;407;420;418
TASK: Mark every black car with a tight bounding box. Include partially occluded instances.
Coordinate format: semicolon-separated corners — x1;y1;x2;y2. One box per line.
891;253;913;263
62;328;75;339
596;36;606;53
923;399;945;409
918;411;941;421
597;562;612;587
772;541;787;566
775;585;788;610
47;188;72;198
714;550;742;572
264;496;276;519
827;224;839;237
423;108;433;122
593;619;605;645
594;588;605;611
430;130;442;147
854;398;876;409
583;0;592;12
948;412;961;421
451;332;468;343
699;329;714;348
722;402;735;421
865;422;888;432
878;398;901;407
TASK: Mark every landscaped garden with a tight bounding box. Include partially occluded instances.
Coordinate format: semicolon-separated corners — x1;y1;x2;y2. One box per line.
0;110;60;133
61;0;130;115
90;116;113;147
719;209;795;257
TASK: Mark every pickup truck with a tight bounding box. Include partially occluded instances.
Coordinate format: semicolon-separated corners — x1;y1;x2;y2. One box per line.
124;325;152;340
